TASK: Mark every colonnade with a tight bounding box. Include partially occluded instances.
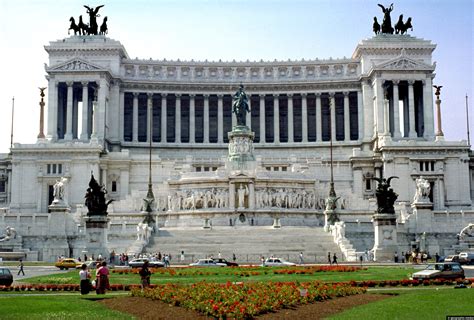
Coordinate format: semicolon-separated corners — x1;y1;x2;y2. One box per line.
122;91;362;144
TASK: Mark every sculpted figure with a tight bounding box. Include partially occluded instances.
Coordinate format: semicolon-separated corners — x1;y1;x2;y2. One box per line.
373;17;381;35
0;226;17;242
53;177;68;202
237;184;249;208
373;176;399;213
414;176;431;203
232;84;250;126
378;3;394;34
84;5;104;35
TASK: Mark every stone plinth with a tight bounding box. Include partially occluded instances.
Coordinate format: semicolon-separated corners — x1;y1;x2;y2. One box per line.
48;203;71;214
84;215;109;258
226;125;256;172
411;202;433;233
372;213;398;262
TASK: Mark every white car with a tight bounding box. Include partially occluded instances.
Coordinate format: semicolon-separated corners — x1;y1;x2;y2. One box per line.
189;259;226;267
129;258;165;268
261;258;296;267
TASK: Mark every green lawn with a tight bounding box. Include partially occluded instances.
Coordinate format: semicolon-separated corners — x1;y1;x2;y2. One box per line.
22;266;415;285
0;295;134;319
330;288;474;320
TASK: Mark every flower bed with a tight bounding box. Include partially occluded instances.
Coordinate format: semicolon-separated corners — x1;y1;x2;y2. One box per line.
131;281;366;319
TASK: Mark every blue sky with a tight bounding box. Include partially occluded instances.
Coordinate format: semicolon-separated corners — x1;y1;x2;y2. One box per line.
0;0;472;152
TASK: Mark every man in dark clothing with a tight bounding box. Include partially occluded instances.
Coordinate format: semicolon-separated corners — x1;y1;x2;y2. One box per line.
332;253;338;265
17;259;25;276
327;252;331;265
139;260;151;289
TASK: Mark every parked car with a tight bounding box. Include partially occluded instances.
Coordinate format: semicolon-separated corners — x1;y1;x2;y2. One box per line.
411;262;465;280
128;258;165;268
55;258;82;270
0;267;13;286
189;259;226;267
458;252;474;265
261;258;296;267
213;258;238;267
444;255;460;263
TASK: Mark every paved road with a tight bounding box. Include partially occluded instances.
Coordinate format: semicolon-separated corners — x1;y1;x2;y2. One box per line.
6;266;67;285
3;263;473;285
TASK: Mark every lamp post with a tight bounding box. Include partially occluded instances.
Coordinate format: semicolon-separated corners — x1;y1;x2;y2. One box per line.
324;96;340;230
142;94;156;230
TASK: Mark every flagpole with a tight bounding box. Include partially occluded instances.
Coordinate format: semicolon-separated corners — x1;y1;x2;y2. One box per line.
466;94;470;146
10;97;15;150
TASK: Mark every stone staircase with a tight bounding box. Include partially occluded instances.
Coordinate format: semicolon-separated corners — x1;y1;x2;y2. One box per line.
144;226;344;264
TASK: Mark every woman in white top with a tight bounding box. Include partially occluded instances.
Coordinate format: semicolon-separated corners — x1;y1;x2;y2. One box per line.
79;264;91;295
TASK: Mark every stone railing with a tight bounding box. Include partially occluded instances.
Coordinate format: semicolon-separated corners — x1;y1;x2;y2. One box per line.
329;221;357;262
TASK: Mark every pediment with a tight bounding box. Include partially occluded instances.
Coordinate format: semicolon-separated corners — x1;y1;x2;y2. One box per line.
375;55;434;71
47;58;104;72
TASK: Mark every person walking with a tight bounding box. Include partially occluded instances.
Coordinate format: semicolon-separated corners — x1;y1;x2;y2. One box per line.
139;260;151;289
327;252;332;265
232;253;236;262
79;264;91;295
332;253;338;265
96;261;110;294
17;259;25;276
299;252;304;265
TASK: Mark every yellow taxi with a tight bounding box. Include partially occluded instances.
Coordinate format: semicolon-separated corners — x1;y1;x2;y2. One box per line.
55;258;82;270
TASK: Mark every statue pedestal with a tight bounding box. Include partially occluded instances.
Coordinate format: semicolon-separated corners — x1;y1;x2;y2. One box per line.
48;203;71;214
226;125;256;172
323;209;334;232
372;213;398;262
411;202;433;234
84;215;109;258
272;216;281;228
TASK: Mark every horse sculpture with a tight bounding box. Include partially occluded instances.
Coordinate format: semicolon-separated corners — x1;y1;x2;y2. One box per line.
99;16;108;35
68;17;81;35
373;17;381;35
78;15;89;35
395;15;413;34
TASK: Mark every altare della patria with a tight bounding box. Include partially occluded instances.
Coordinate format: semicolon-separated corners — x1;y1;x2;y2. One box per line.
0;4;473;263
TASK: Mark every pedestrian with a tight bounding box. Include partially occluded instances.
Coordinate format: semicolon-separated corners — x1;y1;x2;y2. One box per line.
17;259;25;276
232;253;236;262
435;252;440;263
180;250;185;262
218;251;222;259
405;251;410;263
359;255;363;266
394;252;398;263
299;252;304;265
327;252;332;265
401;251;405;263
139;260;151;289
79;263;91;295
96;261;110;294
261;256;265;266
332;253;338;265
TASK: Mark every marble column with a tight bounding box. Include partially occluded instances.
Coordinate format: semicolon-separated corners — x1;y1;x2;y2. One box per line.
423;77;435;139
273;94;280;143
96;78;108;140
375;78;385;135
229;182;236;209
175;94;181;143
408;80;417;138
288;94;294;143
248;182;255;209
161;93;167;143
392;81;401;138
259;94;266;143
329;93;336;141
203;94;209;143
64;82;74;140
132;92;139;142
46;79;58;140
302;93;308;143
147;93;153;142
189;94;195;143
80;82;89;140
316;93;322;141
343;91;350;141
119;91;124;142
217;94;223;143
357;90;364;140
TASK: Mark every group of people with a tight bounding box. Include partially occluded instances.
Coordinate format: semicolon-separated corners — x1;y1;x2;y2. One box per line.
327;252;339;265
79;261;110;295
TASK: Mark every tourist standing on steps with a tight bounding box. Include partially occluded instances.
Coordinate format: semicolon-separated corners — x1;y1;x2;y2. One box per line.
299;252;304;265
139;260;151;289
79;264;91;295
17;259;25;276
327;252;332;265
332;253;338;265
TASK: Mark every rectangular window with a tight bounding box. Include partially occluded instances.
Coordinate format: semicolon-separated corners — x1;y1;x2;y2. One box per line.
0;181;5;193
123;93;133;141
307;94;316;142
209;95;218;143
282;167;287;172
265;95;274;143
138;94;147;142
47;164;51;174
293;95;302;142
167;95;176;142
321;94;330;141
251;95;260;142
52;164;57;174
223;95;232;143
195;96;204;143
335;93;344;141
180;95;189;143
196;167;202;172
279;96;288;143
58;164;62;174
349;92;359;140
152;94;162;142
111;181;117;192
